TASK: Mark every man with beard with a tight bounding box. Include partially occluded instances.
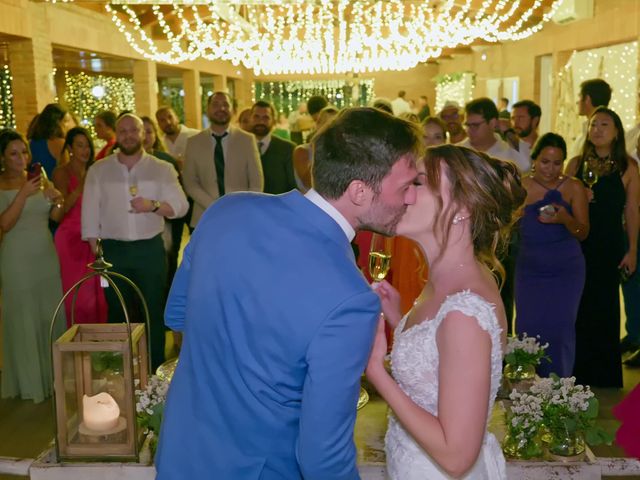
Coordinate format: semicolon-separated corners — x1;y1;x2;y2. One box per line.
511;100;541;160
183;91;263;228
251;100;297;194
156;108;422;480
81;114;188;370
155;106;199;167
438;100;467;144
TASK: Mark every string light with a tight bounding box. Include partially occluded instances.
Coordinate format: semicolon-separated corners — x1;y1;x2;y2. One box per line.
63;71;136;139
0;64;16;129
254;79;375;115
434;72;476;113
96;0;563;75
557;40;638;143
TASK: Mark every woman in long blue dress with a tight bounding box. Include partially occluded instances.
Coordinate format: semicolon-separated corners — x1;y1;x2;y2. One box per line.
515;133;589;377
0;129;66;403
566;107;639;388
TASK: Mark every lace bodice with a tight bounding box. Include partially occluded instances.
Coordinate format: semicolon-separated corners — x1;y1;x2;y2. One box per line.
385;290;507;480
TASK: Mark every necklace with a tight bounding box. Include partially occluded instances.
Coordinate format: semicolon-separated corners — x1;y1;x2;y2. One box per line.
587;152;616;176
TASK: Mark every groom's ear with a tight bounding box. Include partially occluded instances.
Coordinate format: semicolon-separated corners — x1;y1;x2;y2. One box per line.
345;180;372;207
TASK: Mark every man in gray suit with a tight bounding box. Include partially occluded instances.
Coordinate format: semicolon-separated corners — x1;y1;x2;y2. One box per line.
183;91;263;227
251;100;297;195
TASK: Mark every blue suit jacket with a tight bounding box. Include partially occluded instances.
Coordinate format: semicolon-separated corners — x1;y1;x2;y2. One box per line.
155;191;380;480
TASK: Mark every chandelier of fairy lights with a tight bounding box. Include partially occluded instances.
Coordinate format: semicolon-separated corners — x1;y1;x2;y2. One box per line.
47;0;565;75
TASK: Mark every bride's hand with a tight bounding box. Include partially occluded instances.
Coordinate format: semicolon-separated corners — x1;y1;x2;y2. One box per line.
366;316;388;383
371;280;402;328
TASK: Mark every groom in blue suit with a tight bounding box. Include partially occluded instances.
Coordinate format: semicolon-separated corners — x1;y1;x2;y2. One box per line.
156;107;422;479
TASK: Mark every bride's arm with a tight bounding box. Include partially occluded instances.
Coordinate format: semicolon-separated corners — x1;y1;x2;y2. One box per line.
366;311;491;478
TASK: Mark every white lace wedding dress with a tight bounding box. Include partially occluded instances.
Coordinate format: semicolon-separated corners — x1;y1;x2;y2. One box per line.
385;291;507;480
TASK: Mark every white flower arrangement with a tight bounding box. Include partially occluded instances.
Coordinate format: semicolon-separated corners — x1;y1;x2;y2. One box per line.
503;374;612;459
135;374;170;433
504;333;549;369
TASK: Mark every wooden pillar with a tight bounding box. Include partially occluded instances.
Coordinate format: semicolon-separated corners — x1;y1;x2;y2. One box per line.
133;60;157;118
182;69;202;130
8;3;55;134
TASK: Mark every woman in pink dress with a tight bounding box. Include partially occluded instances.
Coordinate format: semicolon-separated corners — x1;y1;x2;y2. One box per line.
52;127;107;326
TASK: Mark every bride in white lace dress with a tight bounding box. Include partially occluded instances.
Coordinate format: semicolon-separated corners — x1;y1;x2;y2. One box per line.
366;145;526;479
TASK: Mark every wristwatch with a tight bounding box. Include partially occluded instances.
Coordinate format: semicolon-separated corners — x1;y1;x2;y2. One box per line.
151;200;161;212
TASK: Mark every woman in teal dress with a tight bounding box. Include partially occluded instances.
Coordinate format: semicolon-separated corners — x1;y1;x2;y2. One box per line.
0;129;66;403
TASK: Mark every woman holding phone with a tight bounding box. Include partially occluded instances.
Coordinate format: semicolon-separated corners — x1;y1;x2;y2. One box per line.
0;129;66;403
514;133;589;377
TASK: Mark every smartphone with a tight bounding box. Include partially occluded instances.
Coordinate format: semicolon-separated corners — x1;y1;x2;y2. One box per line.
538;204;557;219
27;162;42;181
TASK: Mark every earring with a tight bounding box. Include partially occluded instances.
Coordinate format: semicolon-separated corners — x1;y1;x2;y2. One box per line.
452;214;469;225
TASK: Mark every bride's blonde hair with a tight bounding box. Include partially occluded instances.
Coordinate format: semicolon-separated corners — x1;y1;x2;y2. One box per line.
423;145;526;285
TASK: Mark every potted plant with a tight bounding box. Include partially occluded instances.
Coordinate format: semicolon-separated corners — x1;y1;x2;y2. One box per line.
504;333;549;383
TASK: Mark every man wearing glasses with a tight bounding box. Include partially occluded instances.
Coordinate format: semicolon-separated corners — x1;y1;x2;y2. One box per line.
458;97;529;172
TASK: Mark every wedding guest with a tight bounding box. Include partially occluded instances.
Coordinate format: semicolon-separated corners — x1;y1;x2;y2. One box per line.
391;90;412;116
0;129;66;402
82;114;188;370
438;100;467;144
29;103;75;178
155;106;199;167
293;105;339;191
53;127;108;326
183;92;263;228
237;107;252;132
569;79;612;159
94;110;117;160
156;107;422;479
422;116;447;147
515;133;588;377
367;145;525;479
565;106;639;388
250;100;297;195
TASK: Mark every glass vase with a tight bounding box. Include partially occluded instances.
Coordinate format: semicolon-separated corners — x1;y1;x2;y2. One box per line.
503;363;536;382
502;432;543;460
548;430;586;459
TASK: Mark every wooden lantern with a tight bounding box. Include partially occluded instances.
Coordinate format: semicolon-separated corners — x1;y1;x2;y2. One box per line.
51;323;149;461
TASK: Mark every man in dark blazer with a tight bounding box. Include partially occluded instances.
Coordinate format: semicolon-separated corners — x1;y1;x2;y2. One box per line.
251;100;298;194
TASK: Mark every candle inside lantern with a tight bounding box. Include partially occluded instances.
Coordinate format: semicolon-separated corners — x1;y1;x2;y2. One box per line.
82;392;120;432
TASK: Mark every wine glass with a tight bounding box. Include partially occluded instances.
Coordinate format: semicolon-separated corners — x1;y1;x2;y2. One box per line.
369;233;393;282
128;172;138;213
583;163;598;203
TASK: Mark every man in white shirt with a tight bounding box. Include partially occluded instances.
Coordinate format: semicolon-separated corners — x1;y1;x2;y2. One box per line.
625;93;640;162
569;79;612;159
511;100;542;161
82;113;189;370
391;90;412;116
458;97;530;172
155;107;199;166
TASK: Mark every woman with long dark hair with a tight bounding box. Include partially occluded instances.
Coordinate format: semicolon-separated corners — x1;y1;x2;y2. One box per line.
0;129;66;402
52;127;107;325
565;106;639;388
29;103;75;178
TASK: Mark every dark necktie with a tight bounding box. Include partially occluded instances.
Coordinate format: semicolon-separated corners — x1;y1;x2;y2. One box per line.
258;141;264;156
212;132;228;196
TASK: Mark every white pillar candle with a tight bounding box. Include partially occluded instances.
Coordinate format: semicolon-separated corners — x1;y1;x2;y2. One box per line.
82;392;120;432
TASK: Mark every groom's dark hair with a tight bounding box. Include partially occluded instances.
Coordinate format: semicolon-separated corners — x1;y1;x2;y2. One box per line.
312;107;423;199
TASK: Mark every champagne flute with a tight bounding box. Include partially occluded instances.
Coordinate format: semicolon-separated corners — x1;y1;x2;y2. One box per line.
369;233;393;282
583;163;598;203
128;172;138;213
